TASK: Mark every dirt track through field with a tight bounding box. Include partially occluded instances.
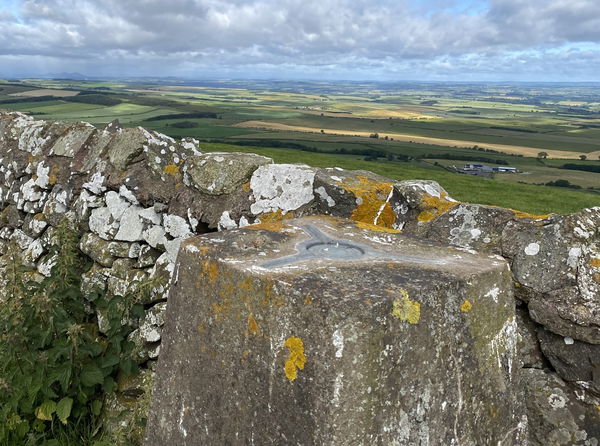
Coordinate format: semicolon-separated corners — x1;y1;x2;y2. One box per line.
235;120;588;160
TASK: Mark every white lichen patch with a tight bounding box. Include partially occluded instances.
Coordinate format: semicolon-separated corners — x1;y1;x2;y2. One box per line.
315;186;336;207
524;242;540;256
218;211;238;231
424;184;441;198
34;162;50;189
484;286;501;303
547;393;567;409
83;171;107;195
250;164;315;215
332;329;344;358
164;214;192;239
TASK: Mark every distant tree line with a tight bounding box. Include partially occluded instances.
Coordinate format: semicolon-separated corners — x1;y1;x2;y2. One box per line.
204;139;412;161
64;94;122;106
418;153;509;165
168;121;199;128
146;112;218;121
489;126;538;134
561;163;600;173
0;95;55;104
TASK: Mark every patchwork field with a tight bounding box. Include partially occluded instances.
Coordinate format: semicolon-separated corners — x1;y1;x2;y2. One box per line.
0;78;598;213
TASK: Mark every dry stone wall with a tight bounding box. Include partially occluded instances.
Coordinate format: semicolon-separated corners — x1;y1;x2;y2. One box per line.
0;111;599;444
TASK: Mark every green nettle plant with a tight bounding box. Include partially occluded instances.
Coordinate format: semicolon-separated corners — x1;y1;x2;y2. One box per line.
0;220;150;445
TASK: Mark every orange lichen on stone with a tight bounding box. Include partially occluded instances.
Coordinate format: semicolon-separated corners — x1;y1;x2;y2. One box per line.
392;289;421;324
284;336;306;381
511;209;552;220
247;314;259;335
248;210;294;232
211;301;230;321
305;294;312;305
239;277;253;292
337;176;396;229
590;258;600;268
356;221;401;234
594;273;600;284
417;194;458;223
460;300;472;313
163;164;180;176
202;260;219;282
242;181;251;193
260;281;284;308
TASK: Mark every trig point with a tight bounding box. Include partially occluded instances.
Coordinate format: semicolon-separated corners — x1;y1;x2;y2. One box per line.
145;216;525;445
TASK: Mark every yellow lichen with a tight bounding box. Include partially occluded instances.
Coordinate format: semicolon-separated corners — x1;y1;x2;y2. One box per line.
33;213;45;221
590;258;600;268
284;336;306;381
511;209;552;220
392;289;421;324
211;301;230;320
242;181;251;193
460;300;472;313
248;210;294;232
247;314;259;335
594;273;600;284
305;294;312;305
48;167;58;186
163;164;180;176
417;194;458;223
337;176;396;229
239;277;253;292
356;221;401;234
202;260;219;282
260;280;284;307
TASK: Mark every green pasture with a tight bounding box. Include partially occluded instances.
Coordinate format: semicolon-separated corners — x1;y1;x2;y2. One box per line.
200;142;599;214
137;119;255;139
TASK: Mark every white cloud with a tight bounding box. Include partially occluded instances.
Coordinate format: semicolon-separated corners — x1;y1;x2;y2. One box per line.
0;0;599;79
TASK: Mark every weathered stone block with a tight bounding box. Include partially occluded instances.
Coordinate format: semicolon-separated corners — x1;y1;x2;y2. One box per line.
524;368;600;445
146;216;524;445
184;152;271;195
537;327;600;394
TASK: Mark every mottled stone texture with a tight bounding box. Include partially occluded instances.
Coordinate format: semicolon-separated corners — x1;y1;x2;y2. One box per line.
146;216;525;445
524;368;600;445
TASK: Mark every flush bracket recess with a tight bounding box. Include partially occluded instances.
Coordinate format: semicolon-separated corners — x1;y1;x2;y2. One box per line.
260;224;446;269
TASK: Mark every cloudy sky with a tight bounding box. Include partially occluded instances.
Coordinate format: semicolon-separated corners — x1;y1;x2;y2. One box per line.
0;0;599;81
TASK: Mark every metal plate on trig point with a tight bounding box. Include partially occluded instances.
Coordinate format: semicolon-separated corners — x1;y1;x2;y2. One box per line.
260;224;446;269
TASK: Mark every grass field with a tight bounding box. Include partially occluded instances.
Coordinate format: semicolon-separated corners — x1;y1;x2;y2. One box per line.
0;77;598;213
200;142;599;214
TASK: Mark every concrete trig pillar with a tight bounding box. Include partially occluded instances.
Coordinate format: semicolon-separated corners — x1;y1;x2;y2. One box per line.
145;216;526;445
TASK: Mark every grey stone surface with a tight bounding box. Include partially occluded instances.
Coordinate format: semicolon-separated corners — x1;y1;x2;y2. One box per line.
79;232;135;267
524;368;600;445
537;327;600;395
146;216;524;445
516;305;547;369
529;286;600;344
108;127;148;171
49;122;95;157
184;152;271;195
423;203;515;254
